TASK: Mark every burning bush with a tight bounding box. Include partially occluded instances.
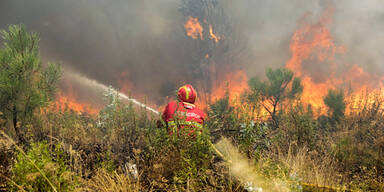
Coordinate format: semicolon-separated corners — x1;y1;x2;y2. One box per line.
248;68;303;128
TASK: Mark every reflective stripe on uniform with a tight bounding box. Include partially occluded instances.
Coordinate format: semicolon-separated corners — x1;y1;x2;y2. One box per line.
167;120;203;129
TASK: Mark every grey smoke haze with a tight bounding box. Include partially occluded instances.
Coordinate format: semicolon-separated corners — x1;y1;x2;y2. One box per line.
0;0;383;104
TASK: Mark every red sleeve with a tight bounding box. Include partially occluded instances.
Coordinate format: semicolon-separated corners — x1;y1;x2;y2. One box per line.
162;101;177;122
195;108;207;122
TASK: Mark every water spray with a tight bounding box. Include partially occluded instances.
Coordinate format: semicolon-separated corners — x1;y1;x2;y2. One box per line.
67;72;160;115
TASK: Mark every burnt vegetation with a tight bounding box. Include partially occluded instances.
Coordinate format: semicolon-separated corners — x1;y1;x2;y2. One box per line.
0;24;383;192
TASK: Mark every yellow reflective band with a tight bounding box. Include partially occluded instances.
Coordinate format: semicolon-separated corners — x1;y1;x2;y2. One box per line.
180;85;190;100
168;121;177;126
167;121;203;129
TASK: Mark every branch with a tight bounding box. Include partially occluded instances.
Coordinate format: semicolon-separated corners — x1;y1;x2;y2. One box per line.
261;102;272;116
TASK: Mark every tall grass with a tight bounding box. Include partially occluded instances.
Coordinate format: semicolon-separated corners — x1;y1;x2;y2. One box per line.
0;90;383;191
76;168;141;192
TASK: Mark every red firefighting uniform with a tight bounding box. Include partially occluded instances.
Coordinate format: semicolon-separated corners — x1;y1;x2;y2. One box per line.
162;100;206;135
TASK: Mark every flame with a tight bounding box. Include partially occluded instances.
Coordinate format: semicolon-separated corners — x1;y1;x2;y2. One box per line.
285;7;341;112
184;17;203;40
209;24;220;43
196;70;249;110
346;88;384;114
52;90;100;115
284;7;384;113
211;70;249;103
185;8;384;118
184;17;220;43
194;69;272;121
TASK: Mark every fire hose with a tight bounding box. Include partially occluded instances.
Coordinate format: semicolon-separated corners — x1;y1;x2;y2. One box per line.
210;140;353;192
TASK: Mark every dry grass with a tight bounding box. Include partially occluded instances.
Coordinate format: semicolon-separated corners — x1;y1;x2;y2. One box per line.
277;143;343;189
1;92;383;191
76;168;141;192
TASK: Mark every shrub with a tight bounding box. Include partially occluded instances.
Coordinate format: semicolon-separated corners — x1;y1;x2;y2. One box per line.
278;104;317;151
97;87;155;169
146;123;213;190
324;89;346;123
206;93;240;141
238;121;271;159
9;142;77;191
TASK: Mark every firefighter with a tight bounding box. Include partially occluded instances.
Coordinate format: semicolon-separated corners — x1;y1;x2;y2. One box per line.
161;84;206;136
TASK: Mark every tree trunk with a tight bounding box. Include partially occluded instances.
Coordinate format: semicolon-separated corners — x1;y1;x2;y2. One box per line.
271;100;279;128
12;106;23;144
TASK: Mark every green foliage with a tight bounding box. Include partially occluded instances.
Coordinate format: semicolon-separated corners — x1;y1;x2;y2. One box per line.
97;87;153;151
333;120;384;176
0;24;61;142
95;147;116;172
147;122;213;189
324;89;345;122
248;68;303;127
279;104;317;150
10;142;77;191
173;128;213;186
258;158;290;181
239;121;270;159
206;93;240;140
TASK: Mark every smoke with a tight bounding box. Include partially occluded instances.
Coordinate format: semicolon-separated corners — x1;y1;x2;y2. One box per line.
0;0;383;105
228;0;384;76
331;0;384;75
0;0;185;105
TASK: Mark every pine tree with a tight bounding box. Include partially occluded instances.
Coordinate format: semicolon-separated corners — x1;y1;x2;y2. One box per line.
324;89;345;122
247;68;303;128
0;24;61;143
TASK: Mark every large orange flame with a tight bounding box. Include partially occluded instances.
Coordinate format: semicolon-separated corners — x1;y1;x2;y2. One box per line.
285;7;342;111
194;6;384;118
53;8;384;118
285;7;384;113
